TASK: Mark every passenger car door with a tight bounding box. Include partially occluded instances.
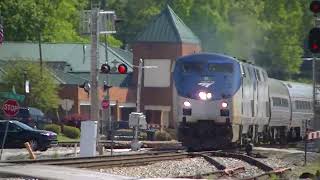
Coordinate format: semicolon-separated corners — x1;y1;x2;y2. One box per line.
0;121;10;148
5;122;28;148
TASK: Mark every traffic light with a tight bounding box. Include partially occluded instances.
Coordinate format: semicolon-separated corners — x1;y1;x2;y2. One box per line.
117;63;128;74
310;0;320;14
100;63;110;73
309;28;320;53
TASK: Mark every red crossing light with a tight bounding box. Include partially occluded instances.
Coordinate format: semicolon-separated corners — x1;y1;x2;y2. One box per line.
309;28;320;53
117;64;127;74
310;1;320;14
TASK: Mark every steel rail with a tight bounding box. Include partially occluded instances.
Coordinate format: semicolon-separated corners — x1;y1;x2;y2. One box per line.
199;151;274;172
193;151;291;179
2;151;189;168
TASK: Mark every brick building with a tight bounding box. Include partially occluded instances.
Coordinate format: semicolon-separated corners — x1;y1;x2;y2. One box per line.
132;5;201;128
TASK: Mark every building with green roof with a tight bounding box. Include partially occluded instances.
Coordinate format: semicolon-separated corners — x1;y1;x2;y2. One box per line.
135;5;200;44
132;5;201;129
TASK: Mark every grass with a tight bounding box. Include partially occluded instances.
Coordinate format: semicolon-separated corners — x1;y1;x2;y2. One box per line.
291;157;320;178
57;134;80;142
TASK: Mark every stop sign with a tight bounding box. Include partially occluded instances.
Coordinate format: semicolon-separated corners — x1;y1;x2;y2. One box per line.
101;99;109;109
2;99;20;117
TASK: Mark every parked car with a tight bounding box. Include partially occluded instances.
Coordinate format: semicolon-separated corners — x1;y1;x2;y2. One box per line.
0;120;57;151
15;107;51;129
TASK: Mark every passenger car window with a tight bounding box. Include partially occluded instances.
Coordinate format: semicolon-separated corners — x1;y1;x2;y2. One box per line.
281;99;288;107
272;97;288;107
272;97;281;106
8;123;23;132
295;101;312;109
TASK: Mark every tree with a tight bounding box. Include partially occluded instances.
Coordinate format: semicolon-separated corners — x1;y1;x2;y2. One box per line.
1;60;60;113
0;0;122;46
256;0;304;79
0;0;82;42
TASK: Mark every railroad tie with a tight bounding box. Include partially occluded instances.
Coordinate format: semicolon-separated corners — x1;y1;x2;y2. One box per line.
199;154;226;170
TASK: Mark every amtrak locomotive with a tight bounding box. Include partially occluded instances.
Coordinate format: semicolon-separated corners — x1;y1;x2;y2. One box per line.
173;53;312;150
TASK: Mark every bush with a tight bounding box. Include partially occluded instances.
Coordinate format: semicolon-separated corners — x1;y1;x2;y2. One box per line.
154;130;172;141
63;125;80;139
44;124;61;134
62;113;89;128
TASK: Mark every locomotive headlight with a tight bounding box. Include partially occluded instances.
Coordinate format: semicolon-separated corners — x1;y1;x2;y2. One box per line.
206;93;212;99
199;91;207;100
222;102;228;108
183;101;191;107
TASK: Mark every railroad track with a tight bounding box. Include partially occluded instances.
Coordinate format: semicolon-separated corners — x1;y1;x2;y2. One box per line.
57;141;183;150
183;151;291;179
2;150;291;179
2;151;188;169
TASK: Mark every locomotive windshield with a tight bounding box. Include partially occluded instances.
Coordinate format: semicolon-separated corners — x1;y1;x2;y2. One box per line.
208;63;233;73
182;63;203;73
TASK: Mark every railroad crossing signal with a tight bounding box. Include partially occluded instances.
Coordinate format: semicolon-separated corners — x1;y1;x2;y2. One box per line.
310;0;320;14
309;28;320;53
117;63;127;74
100;63;128;74
309;1;320;53
79;81;91;94
100;63;110;73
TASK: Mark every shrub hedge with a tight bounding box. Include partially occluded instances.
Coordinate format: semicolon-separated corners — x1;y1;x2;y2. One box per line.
63;125;80;139
44;124;61;134
154;130;172;141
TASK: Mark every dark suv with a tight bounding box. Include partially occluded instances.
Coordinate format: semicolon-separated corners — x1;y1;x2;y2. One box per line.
0;120;57;151
15;107;50;129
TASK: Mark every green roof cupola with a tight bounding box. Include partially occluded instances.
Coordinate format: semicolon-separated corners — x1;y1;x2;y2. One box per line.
135;5;200;44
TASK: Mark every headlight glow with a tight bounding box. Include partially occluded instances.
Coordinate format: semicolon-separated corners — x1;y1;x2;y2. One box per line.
222;102;228;108
199;92;207;100
206;93;212;99
183;101;191;107
40;132;50;136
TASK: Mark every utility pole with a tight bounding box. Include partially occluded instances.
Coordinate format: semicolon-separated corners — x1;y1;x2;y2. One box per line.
90;5;100;147
79;0;117;157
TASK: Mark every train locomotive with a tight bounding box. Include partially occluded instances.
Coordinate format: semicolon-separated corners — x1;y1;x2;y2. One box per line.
173;53;313;150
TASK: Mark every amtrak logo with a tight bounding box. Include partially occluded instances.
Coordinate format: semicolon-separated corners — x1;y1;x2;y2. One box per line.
198;81;215;88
